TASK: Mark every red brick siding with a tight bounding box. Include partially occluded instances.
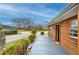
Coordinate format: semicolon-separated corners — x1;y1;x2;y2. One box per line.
49;15;78;54
77;5;79;55
49;25;56;41
60;16;78;55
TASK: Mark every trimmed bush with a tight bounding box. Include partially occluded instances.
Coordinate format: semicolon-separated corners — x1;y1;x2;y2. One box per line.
31;31;36;35
0;38;29;55
28;31;36;44
0;30;37;55
41;32;44;35
3;30;18;35
28;34;35;44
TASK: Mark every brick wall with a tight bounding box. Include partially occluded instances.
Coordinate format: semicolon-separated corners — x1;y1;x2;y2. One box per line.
49;25;56;42
60;15;78;55
49;15;79;54
77;4;79;55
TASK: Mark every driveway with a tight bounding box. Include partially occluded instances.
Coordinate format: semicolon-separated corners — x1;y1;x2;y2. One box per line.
6;32;31;44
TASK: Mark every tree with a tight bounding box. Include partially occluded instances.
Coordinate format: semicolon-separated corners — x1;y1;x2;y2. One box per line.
11;18;21;29
0;23;3;30
11;18;34;30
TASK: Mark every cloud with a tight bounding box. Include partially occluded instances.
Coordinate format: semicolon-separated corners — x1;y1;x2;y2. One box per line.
0;4;59;18
21;9;54;18
17;4;59;18
0;4;19;16
0;4;17;12
0;15;8;19
0;3;62;25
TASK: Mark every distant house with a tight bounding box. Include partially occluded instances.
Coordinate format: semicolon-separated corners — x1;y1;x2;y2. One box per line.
48;4;79;54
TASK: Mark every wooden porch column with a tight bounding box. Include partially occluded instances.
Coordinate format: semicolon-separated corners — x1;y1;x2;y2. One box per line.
77;4;79;55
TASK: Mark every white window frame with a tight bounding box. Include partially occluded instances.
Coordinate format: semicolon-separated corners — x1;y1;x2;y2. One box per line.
49;26;52;31
70;20;78;39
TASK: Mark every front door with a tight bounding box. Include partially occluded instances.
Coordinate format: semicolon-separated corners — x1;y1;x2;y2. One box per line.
55;25;60;42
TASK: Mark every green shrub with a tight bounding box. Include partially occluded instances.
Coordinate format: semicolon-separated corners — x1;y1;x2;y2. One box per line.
0;38;29;55
41;32;44;35
28;34;36;44
3;30;18;35
28;31;36;44
31;31;36;35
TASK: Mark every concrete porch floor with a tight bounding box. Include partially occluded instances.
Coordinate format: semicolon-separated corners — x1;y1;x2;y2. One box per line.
29;33;69;55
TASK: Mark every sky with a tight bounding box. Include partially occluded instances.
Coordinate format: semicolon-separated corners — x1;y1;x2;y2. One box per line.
0;3;69;26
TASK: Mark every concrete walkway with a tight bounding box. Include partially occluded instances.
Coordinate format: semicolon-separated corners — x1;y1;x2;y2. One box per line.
29;33;69;55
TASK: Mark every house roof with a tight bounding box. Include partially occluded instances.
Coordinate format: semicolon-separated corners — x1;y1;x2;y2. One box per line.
48;3;78;26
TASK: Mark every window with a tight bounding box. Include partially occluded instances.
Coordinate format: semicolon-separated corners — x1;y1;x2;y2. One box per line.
48;26;52;31
70;20;78;39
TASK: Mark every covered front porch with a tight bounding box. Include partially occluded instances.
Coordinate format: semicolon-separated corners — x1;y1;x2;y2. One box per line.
29;32;69;55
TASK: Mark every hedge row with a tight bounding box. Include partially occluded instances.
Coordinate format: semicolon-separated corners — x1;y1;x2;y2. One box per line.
3;30;18;35
0;38;29;55
0;31;36;55
0;31;37;55
28;31;36;44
